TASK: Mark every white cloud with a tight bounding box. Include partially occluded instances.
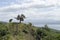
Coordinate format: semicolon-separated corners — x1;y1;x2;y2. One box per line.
0;0;60;23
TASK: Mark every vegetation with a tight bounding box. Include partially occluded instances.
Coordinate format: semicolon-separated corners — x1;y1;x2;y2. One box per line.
15;14;26;23
0;14;60;40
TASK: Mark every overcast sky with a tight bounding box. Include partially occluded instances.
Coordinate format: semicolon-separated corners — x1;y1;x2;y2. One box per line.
0;0;60;30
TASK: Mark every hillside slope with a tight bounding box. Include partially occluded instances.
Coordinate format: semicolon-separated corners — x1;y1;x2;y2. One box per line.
0;22;60;40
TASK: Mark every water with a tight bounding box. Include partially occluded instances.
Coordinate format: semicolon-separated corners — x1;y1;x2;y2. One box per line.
34;24;60;30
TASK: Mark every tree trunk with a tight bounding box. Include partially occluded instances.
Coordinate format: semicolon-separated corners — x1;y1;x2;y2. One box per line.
20;20;21;23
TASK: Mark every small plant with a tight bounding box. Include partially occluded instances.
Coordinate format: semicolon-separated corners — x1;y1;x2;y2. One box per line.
9;19;13;23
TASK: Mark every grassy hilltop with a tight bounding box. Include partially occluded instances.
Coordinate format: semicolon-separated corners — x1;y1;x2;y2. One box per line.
0;22;60;40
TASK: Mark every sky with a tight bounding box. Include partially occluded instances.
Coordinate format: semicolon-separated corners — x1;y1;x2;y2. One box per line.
0;0;60;30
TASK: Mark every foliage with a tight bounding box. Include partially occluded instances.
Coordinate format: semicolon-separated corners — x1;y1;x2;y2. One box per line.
15;14;26;23
0;21;60;40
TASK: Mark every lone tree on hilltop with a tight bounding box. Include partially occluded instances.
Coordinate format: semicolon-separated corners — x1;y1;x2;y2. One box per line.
15;14;26;23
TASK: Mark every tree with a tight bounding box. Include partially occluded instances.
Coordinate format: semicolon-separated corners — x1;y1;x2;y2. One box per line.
15;14;26;23
44;24;50;31
36;28;43;40
36;28;46;40
9;19;13;23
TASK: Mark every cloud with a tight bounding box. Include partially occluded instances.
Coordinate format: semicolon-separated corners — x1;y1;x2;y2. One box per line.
0;3;56;12
0;0;60;24
0;0;60;12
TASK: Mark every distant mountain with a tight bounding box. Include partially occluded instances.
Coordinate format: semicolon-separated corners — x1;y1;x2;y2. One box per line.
0;21;7;24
